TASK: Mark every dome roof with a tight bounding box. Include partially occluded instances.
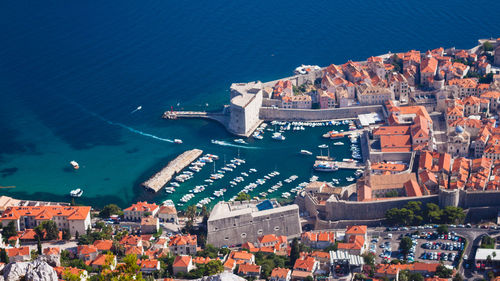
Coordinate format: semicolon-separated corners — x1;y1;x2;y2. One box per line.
455;125;464;134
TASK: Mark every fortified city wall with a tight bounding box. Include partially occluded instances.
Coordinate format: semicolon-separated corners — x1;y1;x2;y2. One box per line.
207;202;302;248
259;105;384;121
309;189;500;227
324;195;440;221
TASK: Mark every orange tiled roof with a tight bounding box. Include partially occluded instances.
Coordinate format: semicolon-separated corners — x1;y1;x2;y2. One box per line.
338;235;365;250
380;135;412;152
346;225;367;235
125;246;143;256
404;179;423;197
373;126;410;136
43;247;60;256
91;254;113;266
0;206;90;221
7;246;30;257
168;234;197;246
258;234;279;244
77;245;98;255
124;201;158;212
120;235;141;246
231;251;254;261
238;263;261;274
271;267;290;278
293;256;316;271
93;240;113;251
173;255;192;267
140;259;159;269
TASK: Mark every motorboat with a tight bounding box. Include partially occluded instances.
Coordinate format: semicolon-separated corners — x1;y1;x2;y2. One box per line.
346;177;355;182
70;188;83;197
313;161;339;172
272;132;285;141
318;144;328;149
70;161;79;170
174;139;183;144
300;150;313;155
333;142;344;146
234;139;247;144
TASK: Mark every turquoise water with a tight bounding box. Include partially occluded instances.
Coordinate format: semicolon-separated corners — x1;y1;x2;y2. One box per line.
0;0;499;208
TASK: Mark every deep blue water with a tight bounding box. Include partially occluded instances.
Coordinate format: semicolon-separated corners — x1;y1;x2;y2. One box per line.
0;0;499;208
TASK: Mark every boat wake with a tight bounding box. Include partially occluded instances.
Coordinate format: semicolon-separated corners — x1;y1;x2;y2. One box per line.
211;140;259;149
69;100;174;143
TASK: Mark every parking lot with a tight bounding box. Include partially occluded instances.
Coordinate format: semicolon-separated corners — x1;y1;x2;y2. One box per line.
368;226;465;266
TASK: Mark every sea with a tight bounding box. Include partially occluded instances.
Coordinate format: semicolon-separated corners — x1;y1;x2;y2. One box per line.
0;0;499;209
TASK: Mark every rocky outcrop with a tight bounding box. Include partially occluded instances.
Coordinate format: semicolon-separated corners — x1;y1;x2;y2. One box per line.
2;257;58;281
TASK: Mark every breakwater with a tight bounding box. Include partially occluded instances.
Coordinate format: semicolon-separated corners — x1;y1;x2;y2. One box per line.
142;149;203;192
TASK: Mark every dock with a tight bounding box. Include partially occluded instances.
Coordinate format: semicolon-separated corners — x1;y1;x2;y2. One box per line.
142;149;203;192
336;161;365;170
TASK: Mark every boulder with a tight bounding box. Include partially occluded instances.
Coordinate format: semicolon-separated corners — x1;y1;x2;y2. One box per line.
3;257;58;281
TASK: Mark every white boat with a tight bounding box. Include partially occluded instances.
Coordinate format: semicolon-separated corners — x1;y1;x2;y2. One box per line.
300;150;313;155
313;161;339;172
174;139;183;144
318;144;328;149
333;142;344;146
249;168;257;173
346;177;355;182
272;132;285;141
70;188;83;197
234;139;247;144
171;182;180;187
70;160;79;170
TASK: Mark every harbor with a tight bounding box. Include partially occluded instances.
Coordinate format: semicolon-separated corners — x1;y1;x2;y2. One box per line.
142;148;203;192
146;118;366;210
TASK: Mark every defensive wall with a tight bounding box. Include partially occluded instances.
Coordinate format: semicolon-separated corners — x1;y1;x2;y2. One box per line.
324;195;440;221
259;105;384;121
305;188;500;228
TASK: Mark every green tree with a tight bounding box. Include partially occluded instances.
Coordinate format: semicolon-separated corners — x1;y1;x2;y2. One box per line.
290;238;300;267
204;260;223;276
37;221;59;240
435;264;453;278
99;204;123;218
235;192;251;202
483;41;494;52
481;236;496;249
62;229;71;240
185;205;197;223
362;252;375;266
2;221;17;242
437;224;448;235
0;248;8;263
305;277;314;281
442;206;465;224
399;237;413;258
37;239;42;255
63;269;82;281
425;203;442;223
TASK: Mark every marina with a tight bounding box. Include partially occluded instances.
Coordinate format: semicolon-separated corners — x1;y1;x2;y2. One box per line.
142;148;203;192
152;119;365;209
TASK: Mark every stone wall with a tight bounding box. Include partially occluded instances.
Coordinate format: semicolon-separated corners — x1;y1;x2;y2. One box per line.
461;190;500;209
207;206;301;248
259;105;383;121
324;195;439;221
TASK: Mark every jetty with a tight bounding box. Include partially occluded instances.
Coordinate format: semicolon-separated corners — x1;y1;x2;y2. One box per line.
142;149;203;192
336;161;365;170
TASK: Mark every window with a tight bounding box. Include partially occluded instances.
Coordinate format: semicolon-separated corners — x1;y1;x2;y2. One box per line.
258;229;263;235
274;226;280;231
225;237;229;240
241;233;247;238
